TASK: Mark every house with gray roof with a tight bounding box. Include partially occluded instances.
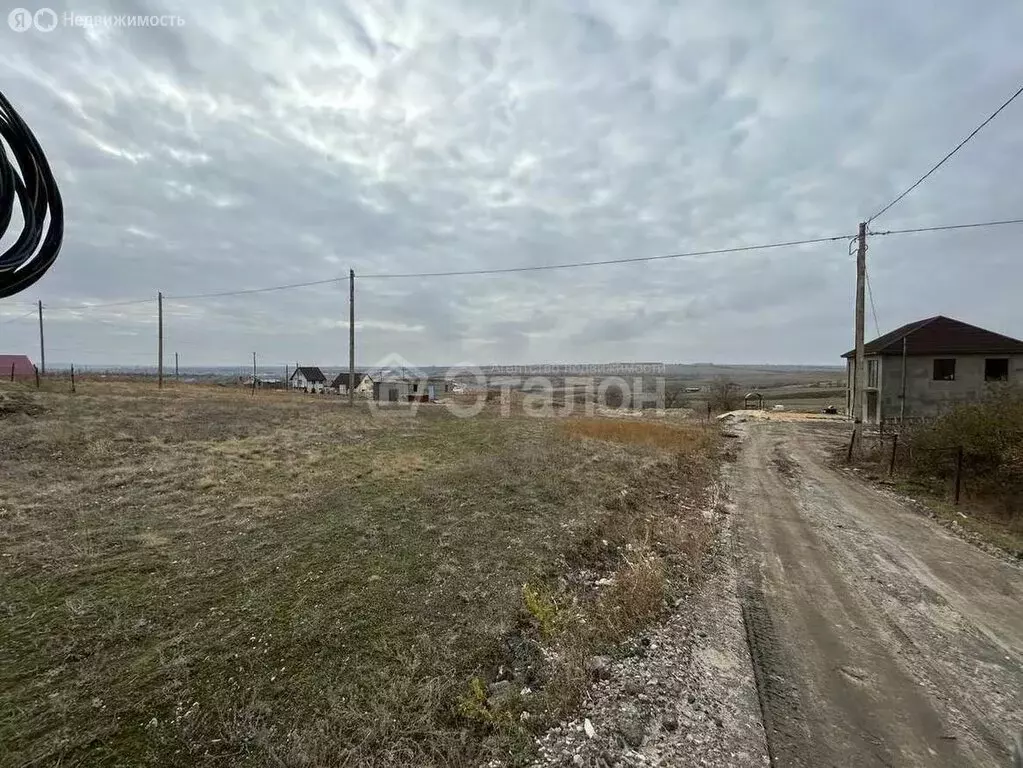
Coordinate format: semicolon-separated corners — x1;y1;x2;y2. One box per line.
290;365;327;393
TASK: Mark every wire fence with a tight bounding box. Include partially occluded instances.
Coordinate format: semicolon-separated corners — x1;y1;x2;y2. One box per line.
856;420;1023;514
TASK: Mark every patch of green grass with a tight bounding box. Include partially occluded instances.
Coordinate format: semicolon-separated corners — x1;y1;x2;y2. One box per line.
0;382;720;767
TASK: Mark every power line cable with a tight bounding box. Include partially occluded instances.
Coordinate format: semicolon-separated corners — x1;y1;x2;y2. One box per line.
861;216;1023;331
45;297;156;311
848;234;881;338
868;84;1023;223
167;277;344;301
64;233;851;303
870;217;1023;237
24;215;1019;309
865;267;880;337
46;347;155;357
357;234;854;279
0;306;37;324
0;90;64;298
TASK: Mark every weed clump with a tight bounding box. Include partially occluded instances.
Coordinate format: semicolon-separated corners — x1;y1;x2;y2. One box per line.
0;386;43;418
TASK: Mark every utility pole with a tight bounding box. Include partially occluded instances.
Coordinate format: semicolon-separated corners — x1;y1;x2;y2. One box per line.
157;291;164;389
252;351;257;395
37;300;45;374
349;269;355;407
175;352;179;381
852;222;867;453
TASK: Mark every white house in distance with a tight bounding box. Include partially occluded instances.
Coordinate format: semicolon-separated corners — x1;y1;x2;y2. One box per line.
290;366;327;393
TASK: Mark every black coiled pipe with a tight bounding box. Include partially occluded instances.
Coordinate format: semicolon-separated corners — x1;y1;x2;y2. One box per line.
0;90;63;298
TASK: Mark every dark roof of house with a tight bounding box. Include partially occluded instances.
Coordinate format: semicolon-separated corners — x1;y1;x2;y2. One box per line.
291;366;326;382
330;372;366;388
0;354;35;378
842;316;1023;358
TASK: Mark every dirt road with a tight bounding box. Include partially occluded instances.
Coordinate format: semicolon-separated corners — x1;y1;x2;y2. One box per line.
727;419;1023;767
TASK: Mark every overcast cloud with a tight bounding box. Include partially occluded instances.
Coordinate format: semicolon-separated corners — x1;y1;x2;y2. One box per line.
1;0;1021;368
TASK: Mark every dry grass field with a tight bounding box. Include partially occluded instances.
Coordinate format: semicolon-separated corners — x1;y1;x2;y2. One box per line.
0;381;719;767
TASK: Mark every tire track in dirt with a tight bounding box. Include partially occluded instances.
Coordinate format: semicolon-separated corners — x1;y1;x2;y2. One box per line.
741;590;789;766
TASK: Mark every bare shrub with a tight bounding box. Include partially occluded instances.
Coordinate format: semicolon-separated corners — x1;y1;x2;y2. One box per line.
907;387;1023;486
707;375;741;412
663;386;688;409
903;386;1023;525
593;551;666;642
539;640;592;718
602;387;627;408
653;515;715;582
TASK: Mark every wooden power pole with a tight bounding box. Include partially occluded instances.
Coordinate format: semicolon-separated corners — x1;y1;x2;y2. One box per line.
175;352;179;380
157;291;164;389
349;269;355;406
852;222;867;452
252;351;257;395
37;300;45;374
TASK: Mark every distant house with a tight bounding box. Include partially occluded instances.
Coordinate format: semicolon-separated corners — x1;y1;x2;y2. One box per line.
244;375;282;389
421;378;453;400
370;377;410;403
0;354;35;381
372;376;453;402
330;372;373;396
290;366;326;393
843;315;1023;424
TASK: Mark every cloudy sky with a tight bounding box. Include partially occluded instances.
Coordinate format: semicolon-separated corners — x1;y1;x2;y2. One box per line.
1;0;1021;368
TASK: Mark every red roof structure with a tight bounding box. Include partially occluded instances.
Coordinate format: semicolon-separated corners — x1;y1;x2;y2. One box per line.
0;355;35;380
